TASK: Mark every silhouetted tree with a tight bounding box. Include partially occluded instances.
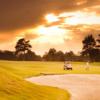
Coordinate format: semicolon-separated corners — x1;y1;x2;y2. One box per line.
43;48;79;61
55;51;65;61
96;34;100;48
82;34;100;61
82;34;96;49
48;48;57;61
25;50;42;61
95;34;100;61
64;51;76;61
0;50;16;60
43;48;57;61
15;38;32;60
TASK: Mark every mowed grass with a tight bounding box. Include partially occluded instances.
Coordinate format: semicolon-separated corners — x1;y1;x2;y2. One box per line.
0;61;99;78
0;61;70;100
0;61;100;100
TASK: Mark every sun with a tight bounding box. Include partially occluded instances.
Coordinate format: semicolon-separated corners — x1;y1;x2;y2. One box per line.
45;13;59;23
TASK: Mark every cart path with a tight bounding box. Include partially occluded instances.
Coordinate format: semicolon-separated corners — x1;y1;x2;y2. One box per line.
26;74;100;100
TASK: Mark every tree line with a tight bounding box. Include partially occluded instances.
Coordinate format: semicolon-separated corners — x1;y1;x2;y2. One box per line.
0;49;86;61
0;34;99;62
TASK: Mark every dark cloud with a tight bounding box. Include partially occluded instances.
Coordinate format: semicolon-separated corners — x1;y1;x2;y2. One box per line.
0;31;41;43
0;0;99;32
24;33;41;40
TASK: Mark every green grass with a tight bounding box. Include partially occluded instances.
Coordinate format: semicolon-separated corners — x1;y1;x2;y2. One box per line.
0;61;70;100
0;61;100;100
0;61;99;78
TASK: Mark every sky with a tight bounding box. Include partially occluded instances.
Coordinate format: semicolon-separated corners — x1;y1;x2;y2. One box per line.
0;0;100;55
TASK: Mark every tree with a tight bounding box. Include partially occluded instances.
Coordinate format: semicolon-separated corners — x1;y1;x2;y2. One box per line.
0;50;16;60
15;38;32;60
48;48;56;55
64;51;75;61
95;34;100;61
81;34;100;61
43;48;57;61
25;50;42;61
55;51;65;61
96;34;100;48
82;34;96;50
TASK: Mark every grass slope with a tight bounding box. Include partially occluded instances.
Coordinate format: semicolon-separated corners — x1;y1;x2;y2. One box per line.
0;61;70;100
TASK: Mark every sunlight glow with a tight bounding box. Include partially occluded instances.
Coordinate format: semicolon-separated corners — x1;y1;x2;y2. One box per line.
28;25;72;45
36;25;66;36
59;11;100;25
45;13;59;23
18;11;99;49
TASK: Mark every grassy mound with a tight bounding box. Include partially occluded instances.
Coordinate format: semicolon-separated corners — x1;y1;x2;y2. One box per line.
0;61;70;100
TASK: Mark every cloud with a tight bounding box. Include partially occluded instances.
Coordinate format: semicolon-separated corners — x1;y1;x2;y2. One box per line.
64;24;100;40
0;0;99;32
0;0;99;54
63;24;100;51
0;32;17;43
85;5;100;15
23;33;41;40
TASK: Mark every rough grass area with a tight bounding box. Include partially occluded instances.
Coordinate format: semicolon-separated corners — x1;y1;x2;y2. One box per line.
0;61;99;100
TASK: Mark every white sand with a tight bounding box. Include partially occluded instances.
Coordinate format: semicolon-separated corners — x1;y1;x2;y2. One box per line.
26;74;100;100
